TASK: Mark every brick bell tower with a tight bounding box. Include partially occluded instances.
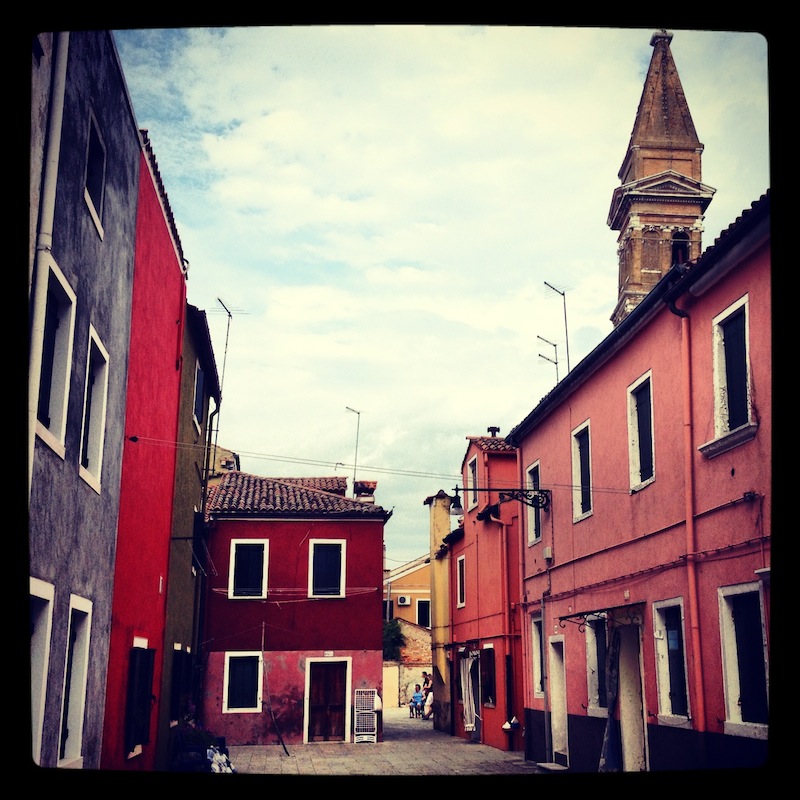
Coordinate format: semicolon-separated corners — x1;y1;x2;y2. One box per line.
608;29;716;327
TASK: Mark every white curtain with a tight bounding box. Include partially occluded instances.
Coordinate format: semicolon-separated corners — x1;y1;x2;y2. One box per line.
460;652;477;732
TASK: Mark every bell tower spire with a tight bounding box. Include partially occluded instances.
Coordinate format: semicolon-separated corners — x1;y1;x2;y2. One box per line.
608;29;715;326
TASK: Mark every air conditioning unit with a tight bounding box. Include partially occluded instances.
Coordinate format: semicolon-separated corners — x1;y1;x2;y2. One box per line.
397;595;411;606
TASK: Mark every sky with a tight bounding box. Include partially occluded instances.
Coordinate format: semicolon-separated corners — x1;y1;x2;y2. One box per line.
112;25;770;568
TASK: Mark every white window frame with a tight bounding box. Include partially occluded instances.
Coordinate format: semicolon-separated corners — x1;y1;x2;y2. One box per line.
227;539;269;599
30;578;55;766
34;258;76;458
84;108;106;238
571;419;593;521
526;460;543;544
223;651;264;713
192;358;205;433
700;295;758;457
531;614;545;699
308;539;346;598
628;370;655;491
416;598;431;628
78;325;109;492
467;456;479;511
652;598;691;728
584;615;608;718
456;554;466;608
58;594;93;768
718;583;769;740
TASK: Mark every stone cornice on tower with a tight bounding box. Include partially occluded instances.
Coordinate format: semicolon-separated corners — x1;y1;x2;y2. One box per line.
608;169;715;232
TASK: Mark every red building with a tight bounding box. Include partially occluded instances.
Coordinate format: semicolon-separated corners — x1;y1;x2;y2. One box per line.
200;473;392;745
443;431;526;752
101;137;188;770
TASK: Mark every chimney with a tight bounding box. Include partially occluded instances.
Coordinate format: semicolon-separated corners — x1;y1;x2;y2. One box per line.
487;426;500;437
354;480;377;504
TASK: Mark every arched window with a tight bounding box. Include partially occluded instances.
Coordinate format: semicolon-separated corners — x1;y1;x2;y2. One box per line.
671;231;690;266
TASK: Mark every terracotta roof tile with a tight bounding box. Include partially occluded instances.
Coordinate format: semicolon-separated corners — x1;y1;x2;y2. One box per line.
467;436;517;453
205;472;391;520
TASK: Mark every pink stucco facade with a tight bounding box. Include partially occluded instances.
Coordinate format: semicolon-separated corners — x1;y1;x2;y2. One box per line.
509;196;770;771
447;435;526;752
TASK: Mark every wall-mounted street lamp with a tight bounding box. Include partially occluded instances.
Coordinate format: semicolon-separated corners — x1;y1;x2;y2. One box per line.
450;485;551;516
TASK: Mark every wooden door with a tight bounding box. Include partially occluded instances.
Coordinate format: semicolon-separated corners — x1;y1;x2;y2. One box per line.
307;661;347;742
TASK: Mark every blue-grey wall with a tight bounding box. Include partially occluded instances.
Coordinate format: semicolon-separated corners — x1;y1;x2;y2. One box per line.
29;30;141;769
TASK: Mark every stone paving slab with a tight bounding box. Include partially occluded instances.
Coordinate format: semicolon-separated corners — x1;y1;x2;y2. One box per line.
225;706;548;776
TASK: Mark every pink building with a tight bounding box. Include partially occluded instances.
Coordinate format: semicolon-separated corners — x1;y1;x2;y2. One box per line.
507;193;771;771
200;473;392;745
498;30;771;773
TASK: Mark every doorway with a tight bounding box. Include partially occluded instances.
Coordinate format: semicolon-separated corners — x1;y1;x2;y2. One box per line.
305;659;350;742
548;636;568;767
618;622;648;771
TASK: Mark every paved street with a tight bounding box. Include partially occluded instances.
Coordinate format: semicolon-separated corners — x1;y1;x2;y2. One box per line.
226;706;549;776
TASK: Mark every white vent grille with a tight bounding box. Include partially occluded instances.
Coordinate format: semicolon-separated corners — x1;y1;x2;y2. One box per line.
354;689;378;743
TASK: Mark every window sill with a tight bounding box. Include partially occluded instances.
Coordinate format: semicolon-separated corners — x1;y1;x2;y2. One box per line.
723;720;768;740
698;421;758;459
657;713;692;730
35;423;66;460
58;755;85;768
630;476;655;494
79;465;102;495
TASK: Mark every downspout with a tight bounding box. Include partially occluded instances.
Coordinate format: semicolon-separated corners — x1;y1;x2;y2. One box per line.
542;517;553;762
29;32;70;502
667;297;706;732
448;538;456;736
489;509;513;750
201;402;220;513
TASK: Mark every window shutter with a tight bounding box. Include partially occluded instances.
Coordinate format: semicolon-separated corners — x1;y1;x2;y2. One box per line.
124;647;156;755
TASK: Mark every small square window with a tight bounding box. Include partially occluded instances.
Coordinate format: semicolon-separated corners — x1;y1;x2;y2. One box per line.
223;652;263;713
456;555;466;608
526;462;542;543
35;261;76;453
79;327;109;489
628;372;655;490
84;111;106;236
309;540;345;597
571;421;592;520
228;540;269;599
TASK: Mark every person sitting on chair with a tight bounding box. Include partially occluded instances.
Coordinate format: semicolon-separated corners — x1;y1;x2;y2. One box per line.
410;684;424;718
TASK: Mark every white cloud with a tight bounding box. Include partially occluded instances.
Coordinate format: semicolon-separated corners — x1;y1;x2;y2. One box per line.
115;25;770;566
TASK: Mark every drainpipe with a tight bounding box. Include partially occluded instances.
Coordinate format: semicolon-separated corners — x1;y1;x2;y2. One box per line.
28;32;70;502
201;402;220;512
489;509;513;750
667;297;706;732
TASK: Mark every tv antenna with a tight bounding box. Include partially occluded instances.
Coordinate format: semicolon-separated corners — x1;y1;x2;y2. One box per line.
544;281;571;374
345;406;361;497
212;298;234;465
537;335;559;383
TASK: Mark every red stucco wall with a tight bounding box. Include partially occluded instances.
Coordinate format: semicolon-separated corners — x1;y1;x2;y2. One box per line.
101;150;186;770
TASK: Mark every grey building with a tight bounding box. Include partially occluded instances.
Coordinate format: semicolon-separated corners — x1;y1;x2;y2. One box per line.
29;31;141;769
